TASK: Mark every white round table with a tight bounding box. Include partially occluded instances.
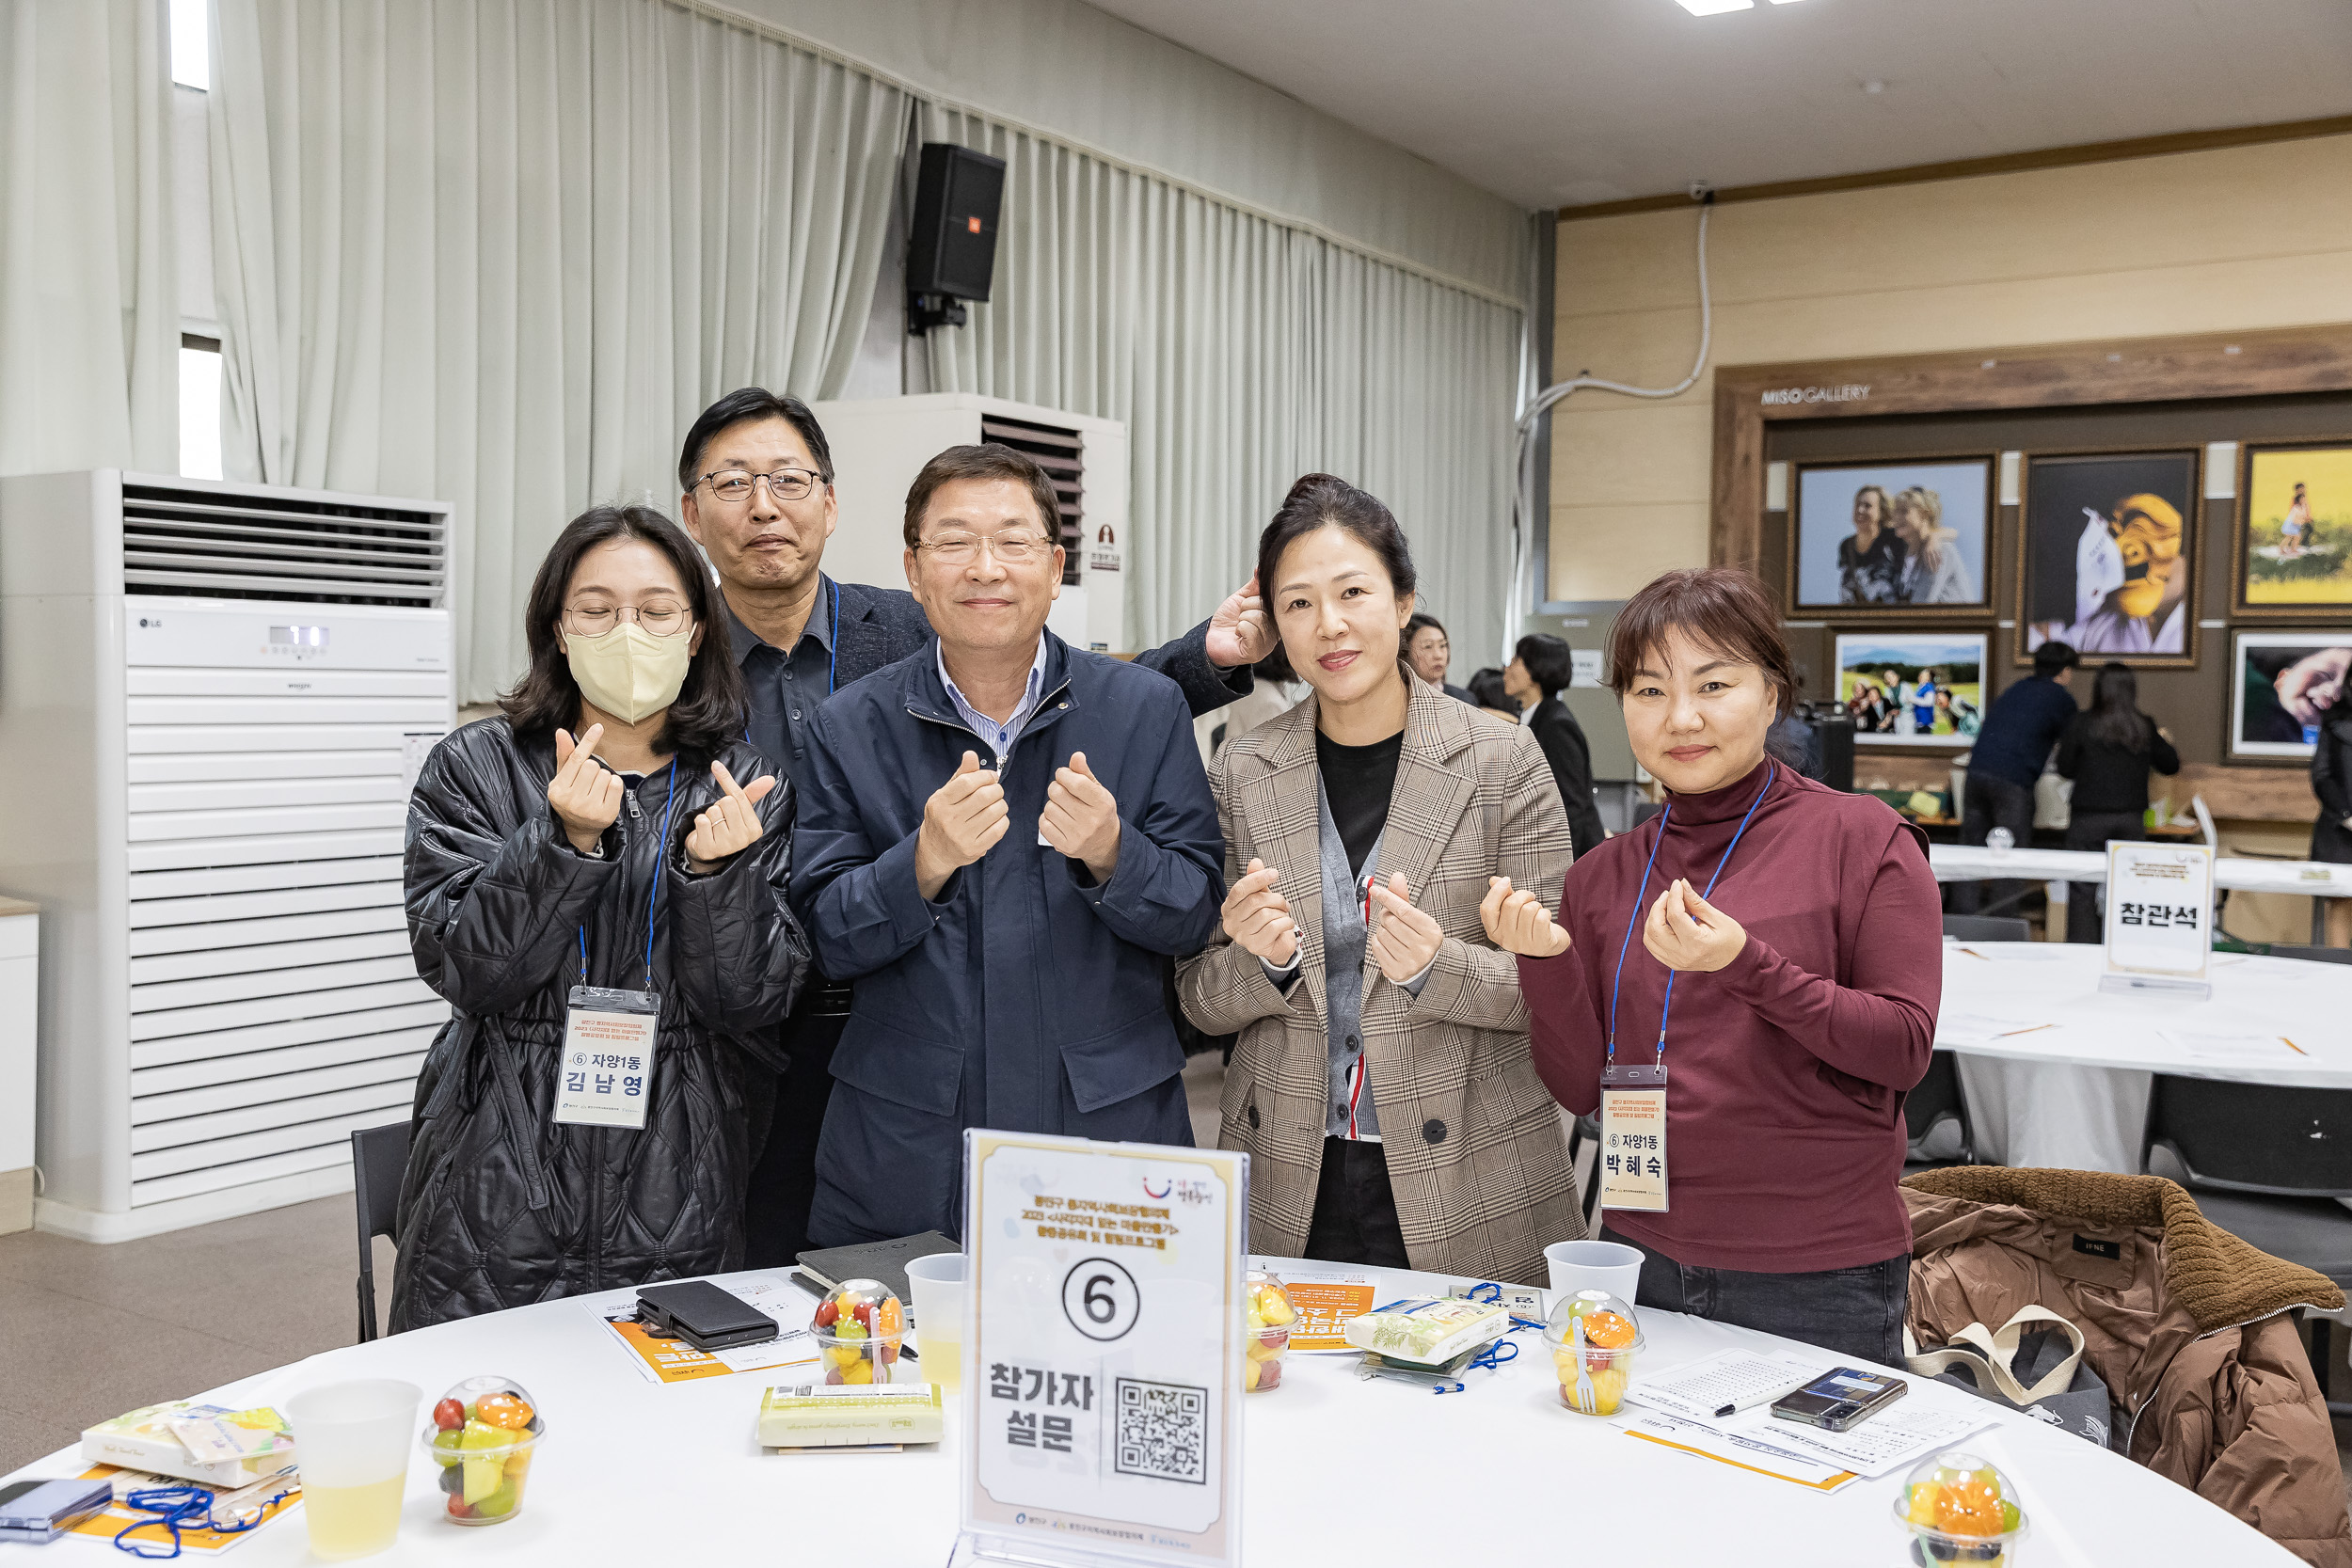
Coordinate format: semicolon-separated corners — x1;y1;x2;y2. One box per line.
1935;943;2352;1172
2;1257;2296;1566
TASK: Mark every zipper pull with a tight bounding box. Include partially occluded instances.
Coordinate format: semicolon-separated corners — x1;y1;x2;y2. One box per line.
625;788;644;823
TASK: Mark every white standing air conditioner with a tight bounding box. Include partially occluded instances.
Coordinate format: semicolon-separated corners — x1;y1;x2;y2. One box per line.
808;394;1128;653
0;471;453;1241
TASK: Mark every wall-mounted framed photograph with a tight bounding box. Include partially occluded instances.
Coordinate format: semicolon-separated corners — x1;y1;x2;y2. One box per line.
1789;457;1994;616
2233;440;2352;619
2018;449;2201;667
1835;631;1988;748
2230;628;2352;763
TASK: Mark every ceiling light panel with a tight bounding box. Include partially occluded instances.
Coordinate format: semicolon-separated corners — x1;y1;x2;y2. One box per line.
1675;0;1755;14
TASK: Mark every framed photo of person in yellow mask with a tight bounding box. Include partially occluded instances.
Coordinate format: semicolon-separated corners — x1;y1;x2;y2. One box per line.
2018;451;2201;668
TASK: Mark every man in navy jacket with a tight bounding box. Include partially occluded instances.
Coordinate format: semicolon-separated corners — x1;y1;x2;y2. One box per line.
678;388;1265;1263
791;444;1223;1243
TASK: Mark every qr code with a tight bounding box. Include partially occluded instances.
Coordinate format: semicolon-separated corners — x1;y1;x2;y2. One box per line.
1112;1377;1207;1485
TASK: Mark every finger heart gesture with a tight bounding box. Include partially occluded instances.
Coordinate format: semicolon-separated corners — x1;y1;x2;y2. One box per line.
684;760;778;871
1367;873;1443;985
548;724;623;854
1642;878;1746;973
1478;876;1571;958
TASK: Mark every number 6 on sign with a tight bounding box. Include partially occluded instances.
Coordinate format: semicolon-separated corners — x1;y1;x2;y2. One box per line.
953;1130;1248;1568
1064;1259;1141;1341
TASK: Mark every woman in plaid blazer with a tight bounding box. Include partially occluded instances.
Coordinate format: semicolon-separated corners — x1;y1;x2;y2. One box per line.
1175;475;1583;1285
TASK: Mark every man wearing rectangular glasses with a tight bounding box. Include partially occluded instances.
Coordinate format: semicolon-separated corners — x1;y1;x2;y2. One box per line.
787;443;1226;1244
678;388;1265;1262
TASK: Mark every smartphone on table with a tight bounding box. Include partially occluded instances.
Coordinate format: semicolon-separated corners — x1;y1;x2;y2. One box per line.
1769;1366;1907;1432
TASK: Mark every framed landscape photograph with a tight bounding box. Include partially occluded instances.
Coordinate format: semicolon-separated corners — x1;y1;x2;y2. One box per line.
1791;458;1993;615
2230;629;2352;762
1834;632;1988;748
2018;450;2201;667
2234;441;2352;618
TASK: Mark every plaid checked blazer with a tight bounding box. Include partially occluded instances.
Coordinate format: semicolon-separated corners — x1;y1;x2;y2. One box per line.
1175;673;1584;1285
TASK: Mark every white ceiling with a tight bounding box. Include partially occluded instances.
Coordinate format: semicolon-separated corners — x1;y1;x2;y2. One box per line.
1085;0;2352;210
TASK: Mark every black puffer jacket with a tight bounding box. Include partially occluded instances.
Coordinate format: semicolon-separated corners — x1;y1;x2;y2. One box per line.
389;718;809;1331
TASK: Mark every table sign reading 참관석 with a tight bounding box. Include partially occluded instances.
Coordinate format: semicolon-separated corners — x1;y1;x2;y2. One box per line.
950;1131;1247;1568
2100;840;2215;1000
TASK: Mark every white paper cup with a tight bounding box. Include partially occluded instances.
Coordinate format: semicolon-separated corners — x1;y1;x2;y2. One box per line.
905;1251;968;1395
284;1378;421;1560
1544;1240;1644;1306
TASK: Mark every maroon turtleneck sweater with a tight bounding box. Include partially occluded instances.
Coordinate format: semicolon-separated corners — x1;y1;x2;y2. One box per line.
1518;760;1940;1273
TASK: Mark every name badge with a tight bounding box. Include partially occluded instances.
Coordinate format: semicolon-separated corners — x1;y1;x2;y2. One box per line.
555;986;660;1130
1597;1061;1668;1212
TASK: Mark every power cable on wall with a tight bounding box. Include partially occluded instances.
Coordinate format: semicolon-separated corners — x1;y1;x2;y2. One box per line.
1507;192;1716;656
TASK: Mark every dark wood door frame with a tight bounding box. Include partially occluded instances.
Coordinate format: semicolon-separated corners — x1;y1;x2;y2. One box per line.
1710;323;2352;573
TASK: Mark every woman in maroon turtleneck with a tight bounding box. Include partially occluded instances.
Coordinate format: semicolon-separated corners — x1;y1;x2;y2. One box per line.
1482;567;1940;1364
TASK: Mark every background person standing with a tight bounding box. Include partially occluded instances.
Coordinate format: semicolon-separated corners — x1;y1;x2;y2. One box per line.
1506;633;1608;858
1952;640;2078;915
2056;662;2180;942
676;388;1269;1266
1405;612;1475;704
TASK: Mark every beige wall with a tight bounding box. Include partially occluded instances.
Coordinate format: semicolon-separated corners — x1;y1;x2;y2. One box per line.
1548;133;2352;601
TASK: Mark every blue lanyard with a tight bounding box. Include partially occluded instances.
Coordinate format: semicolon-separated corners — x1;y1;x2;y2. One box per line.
576;760;680;992
741;577;838;746
1605;763;1776;1065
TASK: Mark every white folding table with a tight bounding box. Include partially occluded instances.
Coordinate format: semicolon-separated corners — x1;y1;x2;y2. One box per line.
0;1255;2296;1565
1934;943;2352;1172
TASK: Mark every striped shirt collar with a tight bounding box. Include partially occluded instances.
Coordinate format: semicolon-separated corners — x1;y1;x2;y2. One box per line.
936;635;1051;763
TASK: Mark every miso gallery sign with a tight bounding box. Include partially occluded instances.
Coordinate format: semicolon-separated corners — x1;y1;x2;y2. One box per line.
1759;383;1871;407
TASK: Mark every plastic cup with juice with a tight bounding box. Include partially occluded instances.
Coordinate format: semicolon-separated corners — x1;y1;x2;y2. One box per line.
284;1379;421;1560
905;1252;967;1396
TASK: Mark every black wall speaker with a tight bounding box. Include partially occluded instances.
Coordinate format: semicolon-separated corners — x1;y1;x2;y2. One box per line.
908;142;1007;332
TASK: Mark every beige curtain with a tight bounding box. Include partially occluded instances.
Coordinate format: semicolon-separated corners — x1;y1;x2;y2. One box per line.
0;0;178;478
209;0;911;701
920;104;1521;664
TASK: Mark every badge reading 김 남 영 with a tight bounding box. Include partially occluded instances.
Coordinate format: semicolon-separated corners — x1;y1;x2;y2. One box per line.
553;986;660;1131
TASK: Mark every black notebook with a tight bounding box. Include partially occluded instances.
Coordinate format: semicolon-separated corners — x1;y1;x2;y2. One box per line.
795;1231;961;1309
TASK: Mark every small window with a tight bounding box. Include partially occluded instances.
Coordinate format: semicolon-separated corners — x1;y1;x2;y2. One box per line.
179;337;222;481
170;0;209;90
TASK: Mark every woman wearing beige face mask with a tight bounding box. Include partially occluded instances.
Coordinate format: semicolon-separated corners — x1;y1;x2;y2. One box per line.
391;505;812;1331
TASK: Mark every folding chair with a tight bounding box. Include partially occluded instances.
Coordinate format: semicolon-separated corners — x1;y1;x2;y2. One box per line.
2141;1075;2352;1414
1904;1050;1977;1169
351;1120;412;1342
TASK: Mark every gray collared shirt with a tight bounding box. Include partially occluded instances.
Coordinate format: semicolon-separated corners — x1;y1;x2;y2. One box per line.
936;635;1051;768
723;576;836;794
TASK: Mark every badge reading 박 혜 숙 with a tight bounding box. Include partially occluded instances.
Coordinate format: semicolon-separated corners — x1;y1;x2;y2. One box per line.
554;986;660;1130
1597;1061;1668;1212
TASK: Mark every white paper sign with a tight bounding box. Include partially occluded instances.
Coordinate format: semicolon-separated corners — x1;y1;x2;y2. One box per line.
2102;841;2213;988
955;1131;1246;1568
1570;648;1604;689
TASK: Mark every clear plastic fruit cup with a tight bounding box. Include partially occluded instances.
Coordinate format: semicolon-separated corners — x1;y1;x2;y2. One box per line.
1244;1271;1296;1392
812;1278;905;1386
1895;1450;2026;1567
1541;1288;1643;1416
421;1375;544;1527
